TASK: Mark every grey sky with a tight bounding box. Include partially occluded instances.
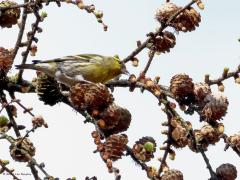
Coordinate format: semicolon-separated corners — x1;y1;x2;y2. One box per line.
0;0;240;179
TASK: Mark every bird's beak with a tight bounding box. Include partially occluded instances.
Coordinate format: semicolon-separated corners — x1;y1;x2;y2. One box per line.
121;68;130;75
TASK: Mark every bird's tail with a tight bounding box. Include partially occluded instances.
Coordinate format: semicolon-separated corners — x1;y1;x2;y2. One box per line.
15;63;37;70
15;60;42;70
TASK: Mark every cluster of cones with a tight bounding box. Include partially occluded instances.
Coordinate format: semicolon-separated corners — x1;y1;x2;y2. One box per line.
170;74;229;122
168;74;229;150
155;2;202;32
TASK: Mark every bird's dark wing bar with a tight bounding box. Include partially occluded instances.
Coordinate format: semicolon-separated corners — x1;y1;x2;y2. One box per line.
32;60;42;64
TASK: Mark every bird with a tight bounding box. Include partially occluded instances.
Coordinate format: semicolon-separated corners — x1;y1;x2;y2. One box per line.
16;54;129;87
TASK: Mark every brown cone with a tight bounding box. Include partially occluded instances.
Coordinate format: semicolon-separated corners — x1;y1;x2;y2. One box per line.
132;136;156;162
170;74;194;100
10;138;36;162
202;93;228;121
0;1;21;28
161;169;183;180
172;125;188;148
155;3;201;32
0;47;13;73
155;3;180;23
35;73;63;106
226;134;240;152
148;31;176;53
171;119;189;148
69;83;114;111
188;129;209;152
101;134;128;161
194;82;211;103
216;163;237;180
200;124;220;145
147;166;158;179
173;7;201;32
94;103;131;136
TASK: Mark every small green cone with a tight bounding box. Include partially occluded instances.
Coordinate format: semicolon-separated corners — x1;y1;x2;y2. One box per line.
0;115;9;127
144;141;155;152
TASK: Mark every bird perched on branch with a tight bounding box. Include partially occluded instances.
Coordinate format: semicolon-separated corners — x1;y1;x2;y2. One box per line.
16;54;129;87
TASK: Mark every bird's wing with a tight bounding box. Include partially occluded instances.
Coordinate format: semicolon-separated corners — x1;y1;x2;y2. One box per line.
39;54;104;65
54;54;105;78
34;54;106;79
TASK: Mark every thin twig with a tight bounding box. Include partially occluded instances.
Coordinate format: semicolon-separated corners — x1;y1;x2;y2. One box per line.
34;161;51;178
0;98;34;117
0;0;64;11
158;107;173;175
28;163;41;180
205;65;240;85
106;79;173;98
19;126;38;146
0;100;14;114
28;158;53;180
17;11;42;83
141;51;156;77
11;2;28;61
0;160;21;180
231;147;240;157
0;91;21;137
14;99;35;117
125;146;148;171
198;146;218;180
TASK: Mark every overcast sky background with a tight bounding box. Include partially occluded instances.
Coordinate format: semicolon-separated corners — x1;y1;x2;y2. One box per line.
0;0;240;179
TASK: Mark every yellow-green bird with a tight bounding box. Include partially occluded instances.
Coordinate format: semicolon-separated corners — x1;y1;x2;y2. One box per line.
16;54;129;87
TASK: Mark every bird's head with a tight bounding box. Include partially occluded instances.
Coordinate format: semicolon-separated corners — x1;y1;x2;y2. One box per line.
113;55;129;75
